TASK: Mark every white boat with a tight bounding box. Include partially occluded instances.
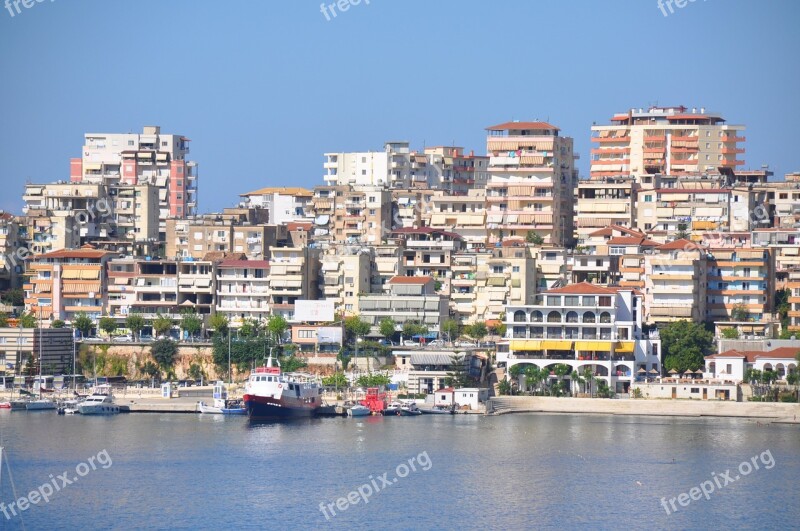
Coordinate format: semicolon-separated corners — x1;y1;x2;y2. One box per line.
347;404;371;417
25;398;57;411
197;382;246;415
399;401;423;416
77;385;120;415
58;399;80;415
384;401;402;416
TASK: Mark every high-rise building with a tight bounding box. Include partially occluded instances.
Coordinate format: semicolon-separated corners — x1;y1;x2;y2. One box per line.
590;106;745;179
485;121;578;246
71;125;198;239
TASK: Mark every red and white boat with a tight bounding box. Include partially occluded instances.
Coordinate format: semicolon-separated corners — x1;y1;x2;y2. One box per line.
0;402;11;409
242;356;323;420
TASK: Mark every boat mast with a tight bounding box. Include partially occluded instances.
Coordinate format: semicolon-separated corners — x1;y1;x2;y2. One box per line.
37;307;42;399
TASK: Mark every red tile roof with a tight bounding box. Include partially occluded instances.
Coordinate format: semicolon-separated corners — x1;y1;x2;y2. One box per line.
36;246;113;260
287;222;312;232
388;275;433;285
545;282;619;295
657;239;702;251
486;121;560;131
708;347;800;363
588;225;644;238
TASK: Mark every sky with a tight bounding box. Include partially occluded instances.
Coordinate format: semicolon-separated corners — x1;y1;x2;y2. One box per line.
1;0;799;214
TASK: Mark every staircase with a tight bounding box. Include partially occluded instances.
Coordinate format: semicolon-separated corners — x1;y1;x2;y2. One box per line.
486;396;543;415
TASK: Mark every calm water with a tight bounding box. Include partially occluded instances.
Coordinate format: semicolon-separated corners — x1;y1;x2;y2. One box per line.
0;410;798;530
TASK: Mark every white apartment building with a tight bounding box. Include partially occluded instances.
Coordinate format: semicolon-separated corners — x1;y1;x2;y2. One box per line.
319;251;371;315
72;125;198;237
324;141;416;188
643;239;708;324
358;276;449;332
499;283;661;394
425;189;487;249
215;259;271;327
239;187;313;225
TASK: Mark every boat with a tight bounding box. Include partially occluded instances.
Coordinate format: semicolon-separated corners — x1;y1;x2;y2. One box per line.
422;405;454;415
399;401;423;416
0;402;10;409
57;399;80;415
242;355;323;420
347;404;371;417
197;381;246;415
360;387;388;414
10;399;29;411
26;398;57;411
77;385;120;415
384;401;402;416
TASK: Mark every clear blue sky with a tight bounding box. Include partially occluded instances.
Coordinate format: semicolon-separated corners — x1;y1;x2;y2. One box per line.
1;0;798;214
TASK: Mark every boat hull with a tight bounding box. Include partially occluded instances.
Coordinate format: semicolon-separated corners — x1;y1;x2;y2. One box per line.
78;404;120;415
243;394;319;420
26;401;57;411
198;401;246;416
347;406;371;417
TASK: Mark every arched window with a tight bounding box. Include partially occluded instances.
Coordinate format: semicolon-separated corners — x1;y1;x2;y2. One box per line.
547;311;561;323
583;312;596;324
532;311;543;323
600;312;611;324
513;310;527;323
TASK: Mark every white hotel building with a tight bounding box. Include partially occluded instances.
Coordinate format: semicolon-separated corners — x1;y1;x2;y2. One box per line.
498;283;661;393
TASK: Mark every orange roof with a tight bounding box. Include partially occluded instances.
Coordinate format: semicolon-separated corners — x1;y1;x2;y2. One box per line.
388;275;433;285
218;259;270;269
588;225;644;238
657;238;702;251
545;282;618;295
241;187;313;197
287;222;312;232
486;121;560;131
36;246;113;260
708;348;800;363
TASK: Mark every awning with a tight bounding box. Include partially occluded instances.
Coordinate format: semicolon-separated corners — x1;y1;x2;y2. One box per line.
80;269;100;280
511;340;542;351
156;153;168;161
615;342;635;353
574;341;612;351
61;270;81;279
541;340;572;350
137;152;152;159
155;176;168;187
487;276;506;287
114;277;131;285
84;163;102;171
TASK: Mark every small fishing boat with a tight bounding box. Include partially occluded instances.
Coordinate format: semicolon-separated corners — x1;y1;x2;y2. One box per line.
399;401;423;416
422;405;454;415
57;399;80;415
383;401;402;416
197;381;246;415
347;404;371;417
0;402;10;409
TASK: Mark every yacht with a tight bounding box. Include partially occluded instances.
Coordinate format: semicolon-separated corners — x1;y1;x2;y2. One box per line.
26;398;57;411
243;355;323;420
78;385;120;415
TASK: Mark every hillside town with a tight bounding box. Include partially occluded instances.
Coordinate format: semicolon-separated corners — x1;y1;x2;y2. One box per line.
1;107;799;403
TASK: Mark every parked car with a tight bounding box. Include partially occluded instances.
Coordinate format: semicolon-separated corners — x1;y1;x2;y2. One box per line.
114;335;133;343
403;340;419;347
455;340;477;348
139;334;154;342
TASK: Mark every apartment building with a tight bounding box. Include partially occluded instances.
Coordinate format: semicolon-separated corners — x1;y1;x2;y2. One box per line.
239;187;313;225
215;259;271;327
423;146;490;194
358;276;449;332
0;327;74;376
165;208;277;260
751;229;800;288
636;187;734;239
787;270;800;333
109;183;160;246
390;227;463;295
450;243;537;324
370;244;402;294
643;239;708;324
532;247;569;290
319;251;371;315
73;125;198;237
24;246;118;322
267;247;321;321
485;121;578;246
706;248;773;323
324;141;417;188
575;177;637;242
590;106;745;179
309;185;392;246
0;213;23;291
500;283;661;394
424;189;487;249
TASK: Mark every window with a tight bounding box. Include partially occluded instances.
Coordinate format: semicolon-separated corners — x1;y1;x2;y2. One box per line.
644;195;653;202
512;266;520;273
161;141;168;147
127;140;134;146
599;296;612;307
690;388;700;394
298;330;314;339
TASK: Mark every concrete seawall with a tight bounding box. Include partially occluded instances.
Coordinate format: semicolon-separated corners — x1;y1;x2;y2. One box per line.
487;396;800;423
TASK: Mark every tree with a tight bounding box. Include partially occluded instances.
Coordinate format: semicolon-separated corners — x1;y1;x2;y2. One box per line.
524;365;549;395
356;372;391;388
441;319;460;343
345;315;371;343
266;314;289;345
73;312;94;338
0;313;8;327
552;364;572;397
278;355;307;373
188;363;205;383
730;303;749;322
497;379;512;395
238;318;261;338
150;338;178;373
50;319;65;329
140;361;160;382
208;313;229;337
468;322;488;346
379;318;397;341
661;320;714;373
152;314;174;338
180;310;203;341
322;371;348;389
445;354;470;388
125;313;145;340
99;316;117;337
402;321;426;341
676;223;689;239
1;289;24;306
19;312;37;328
526;232;544;245
721;328;739;340
776;288;791;329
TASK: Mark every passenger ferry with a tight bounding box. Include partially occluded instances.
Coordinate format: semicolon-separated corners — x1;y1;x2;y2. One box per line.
242;356;323;420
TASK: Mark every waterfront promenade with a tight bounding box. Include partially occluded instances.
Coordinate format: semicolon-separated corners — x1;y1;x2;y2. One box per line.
488;396;800;423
